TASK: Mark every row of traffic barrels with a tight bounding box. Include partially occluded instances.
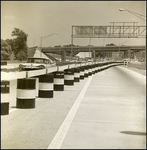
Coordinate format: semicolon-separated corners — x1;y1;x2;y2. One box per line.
1;61;123;115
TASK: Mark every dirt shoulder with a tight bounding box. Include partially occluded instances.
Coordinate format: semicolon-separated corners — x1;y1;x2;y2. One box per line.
121;65;146;76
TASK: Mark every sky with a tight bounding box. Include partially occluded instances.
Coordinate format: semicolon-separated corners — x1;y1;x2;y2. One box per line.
1;1;146;47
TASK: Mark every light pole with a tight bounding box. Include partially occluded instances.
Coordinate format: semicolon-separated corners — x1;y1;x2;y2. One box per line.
89;37;92;60
119;8;146;21
119;40;130;60
40;32;58;57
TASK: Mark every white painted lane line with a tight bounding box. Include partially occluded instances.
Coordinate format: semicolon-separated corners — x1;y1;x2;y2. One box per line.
47;75;93;149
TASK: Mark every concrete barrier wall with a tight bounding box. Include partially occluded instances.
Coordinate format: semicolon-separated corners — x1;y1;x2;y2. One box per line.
1;81;10;115
1;71;26;80
27;69;46;78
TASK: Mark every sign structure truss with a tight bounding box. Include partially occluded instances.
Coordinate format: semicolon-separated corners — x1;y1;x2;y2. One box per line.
72;22;146;38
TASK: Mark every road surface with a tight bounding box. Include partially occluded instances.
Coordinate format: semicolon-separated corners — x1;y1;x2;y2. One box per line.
1;66;146;149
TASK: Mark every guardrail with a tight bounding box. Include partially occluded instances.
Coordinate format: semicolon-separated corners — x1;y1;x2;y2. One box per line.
1;61;123;81
1;62;86;80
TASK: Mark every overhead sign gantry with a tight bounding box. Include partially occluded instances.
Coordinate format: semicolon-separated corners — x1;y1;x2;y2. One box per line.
71;22;146;43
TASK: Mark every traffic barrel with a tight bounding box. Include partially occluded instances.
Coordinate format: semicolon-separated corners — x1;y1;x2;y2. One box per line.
39;73;54;98
53;71;64;91
78;66;85;79
86;65;91;76
1;81;10;115
1;61;7;65
16;78;36;108
95;63;99;73
88;65;93;76
90;64;95;74
73;67;80;82
99;63;102;72
91;64;95;74
83;66;89;77
92;64;97;74
102;63;105;70
104;62;107;70
64;68;74;85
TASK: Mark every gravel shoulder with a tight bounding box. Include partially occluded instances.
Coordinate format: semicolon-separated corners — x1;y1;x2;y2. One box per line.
121;65;146;76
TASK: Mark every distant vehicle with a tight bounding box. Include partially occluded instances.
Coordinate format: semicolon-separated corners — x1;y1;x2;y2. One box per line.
87;45;94;47
106;43;116;46
138;58;145;62
19;57;56;71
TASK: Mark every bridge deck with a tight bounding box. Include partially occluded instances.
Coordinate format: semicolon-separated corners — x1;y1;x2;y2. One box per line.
41;45;146;52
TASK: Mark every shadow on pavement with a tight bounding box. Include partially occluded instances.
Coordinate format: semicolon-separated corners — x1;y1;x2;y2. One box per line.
120;131;146;136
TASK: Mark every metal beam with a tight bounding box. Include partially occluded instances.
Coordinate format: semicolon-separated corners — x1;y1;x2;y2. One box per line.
41;45;145;53
72;24;146;38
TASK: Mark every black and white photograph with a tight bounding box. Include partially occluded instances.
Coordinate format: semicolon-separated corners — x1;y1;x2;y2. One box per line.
1;1;146;149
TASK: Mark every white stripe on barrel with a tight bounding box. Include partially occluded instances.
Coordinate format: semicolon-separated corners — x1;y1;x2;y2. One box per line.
1;80;10;115
39;83;53;90
16;78;36;109
39;73;54;98
54;79;64;85
64;75;74;80
17;89;36;98
74;72;80;78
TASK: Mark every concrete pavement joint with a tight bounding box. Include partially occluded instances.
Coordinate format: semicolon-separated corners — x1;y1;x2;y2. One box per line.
72;120;144;125
47;75;93;149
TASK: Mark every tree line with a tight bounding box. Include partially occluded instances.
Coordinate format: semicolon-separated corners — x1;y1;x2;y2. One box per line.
1;28;28;60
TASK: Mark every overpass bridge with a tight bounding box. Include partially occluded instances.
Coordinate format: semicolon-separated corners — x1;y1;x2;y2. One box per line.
41;45;145;52
41;45;146;61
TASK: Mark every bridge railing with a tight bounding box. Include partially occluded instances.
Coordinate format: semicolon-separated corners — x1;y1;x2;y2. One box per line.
1;61;124;81
1;62;87;80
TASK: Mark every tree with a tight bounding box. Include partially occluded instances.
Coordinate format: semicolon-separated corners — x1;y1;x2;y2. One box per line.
11;28;28;60
5;38;16;59
1;39;12;60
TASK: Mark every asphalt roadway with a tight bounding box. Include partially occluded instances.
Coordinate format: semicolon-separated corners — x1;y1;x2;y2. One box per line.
1;65;146;149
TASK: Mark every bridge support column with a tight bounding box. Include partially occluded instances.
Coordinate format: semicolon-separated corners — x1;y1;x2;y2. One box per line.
61;50;66;62
92;50;96;60
128;49;132;60
124;51;128;58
